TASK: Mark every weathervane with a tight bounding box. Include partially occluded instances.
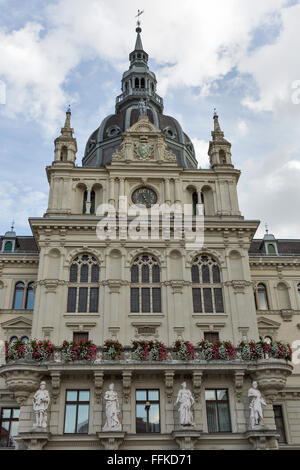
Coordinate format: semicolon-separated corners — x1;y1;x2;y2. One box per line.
135;9;144;28
265;223;269;235
11;220;15;231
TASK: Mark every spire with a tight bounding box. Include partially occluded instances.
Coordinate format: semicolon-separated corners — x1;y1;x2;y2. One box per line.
208;110;233;168
53;106;77;164
135;28;144;51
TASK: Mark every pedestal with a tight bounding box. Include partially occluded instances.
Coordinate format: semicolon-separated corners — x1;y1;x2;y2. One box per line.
172;429;202;450
245;427;279;450
14;432;50;450
97;431;126;450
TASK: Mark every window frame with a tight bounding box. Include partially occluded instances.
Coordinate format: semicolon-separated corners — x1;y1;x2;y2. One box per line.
0;407;20;448
67;254;100;314
205;389;232;433
130;255;162;314
191;255;224;314
255;283;269;311
135;389;161;434
63;389;90;435
273;405;287;444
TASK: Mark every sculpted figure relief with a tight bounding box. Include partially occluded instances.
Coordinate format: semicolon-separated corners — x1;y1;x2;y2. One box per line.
175;382;195;427
102;383;122;432
248;381;267;428
33;381;50;429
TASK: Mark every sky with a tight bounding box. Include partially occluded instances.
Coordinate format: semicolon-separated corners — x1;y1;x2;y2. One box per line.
0;0;300;238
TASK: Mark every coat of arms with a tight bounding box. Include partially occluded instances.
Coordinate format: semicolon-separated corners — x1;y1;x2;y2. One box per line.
136;143;152;159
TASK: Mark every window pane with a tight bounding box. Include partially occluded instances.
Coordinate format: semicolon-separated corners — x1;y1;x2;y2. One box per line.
12;409;20;419
206;402;218;433
218;402;231;432
202;265;210;283
274;405;287;443
142;265;149;283
67;287;77;313
131;265;139;283
212;265;221;283
79;391;90;402
149;404;160;432
77;405;89;433
64;404;77;433
148;390;159;401
192;288;202;313
25;288;34;309
136;390;147;401
191;265;199;283
152;288;161;313
258;290;268;310
2;409;11;419
13;289;24;309
142;288;150;313
78;287;88;312
91;265;99;283
203;288;213;313
9;421;19;447
89;287;99;313
131;288;139;313
214;288;224;313
70;264;78;282
80;264;89;283
152;265;160;283
136;404;147;433
217;390;228;401
66;391;78;401
205;390;216;401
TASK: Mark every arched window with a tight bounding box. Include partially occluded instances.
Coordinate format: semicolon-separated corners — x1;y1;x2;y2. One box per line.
141;78;145;88
61;146;68;161
83;191;87;214
267;244;276;254
9;336;18;344
192;192;198;216
298;283;300;307
67;254;100;313
255;283;269;310
25;282;34;309
135;78;139;88
21;336;29;344
13;282;25;309
90;190;95;215
4;241;13;252
219;149;226;164
191;255;224;313
130;255;161;313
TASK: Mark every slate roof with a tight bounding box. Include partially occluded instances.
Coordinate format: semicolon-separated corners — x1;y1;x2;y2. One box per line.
0;236;38;254
249;239;300;256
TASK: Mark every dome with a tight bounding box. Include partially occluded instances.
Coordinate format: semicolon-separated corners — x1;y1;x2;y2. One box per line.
82;27;198;170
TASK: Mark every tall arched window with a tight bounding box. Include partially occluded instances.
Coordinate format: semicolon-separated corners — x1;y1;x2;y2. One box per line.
255;283;269;310
83;191;87;214
191;255;224;313
90;190;95;215
25;282;35;309
13;282;25;309
130;255;161;313
67;254;100;313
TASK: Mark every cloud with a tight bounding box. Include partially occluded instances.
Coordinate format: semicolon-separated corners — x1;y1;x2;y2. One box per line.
237;120;249;136
191;138;210;169
0;0;295;135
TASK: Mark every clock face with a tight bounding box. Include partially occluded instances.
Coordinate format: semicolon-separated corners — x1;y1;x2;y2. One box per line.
132;187;157;208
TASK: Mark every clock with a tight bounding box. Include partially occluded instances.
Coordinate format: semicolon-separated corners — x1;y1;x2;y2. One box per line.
132;187;157;208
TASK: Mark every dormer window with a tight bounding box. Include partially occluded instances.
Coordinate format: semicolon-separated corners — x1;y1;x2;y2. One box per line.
3;241;13;252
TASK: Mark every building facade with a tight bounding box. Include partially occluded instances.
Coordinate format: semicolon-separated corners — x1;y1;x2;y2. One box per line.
0;25;299;451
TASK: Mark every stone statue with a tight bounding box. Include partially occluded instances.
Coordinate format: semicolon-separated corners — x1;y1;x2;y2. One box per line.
175;382;195;426
33;381;50;429
94;350;103;364
102;383;122;432
248;381;266;428
138;98;147;116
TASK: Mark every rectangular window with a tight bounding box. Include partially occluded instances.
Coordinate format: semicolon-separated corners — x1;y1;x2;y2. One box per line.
204;332;219;343
152;288;161;313
203;288;213;313
0;408;20;448
89;287;99;313
131;288;139;313
273;405;287;444
73;332;89;343
136;389;160;433
67;287;77;313
78;287;88;312
142;288;150;313
205;389;231;433
214;288;224;313
64;390;90;434
192;288;202;313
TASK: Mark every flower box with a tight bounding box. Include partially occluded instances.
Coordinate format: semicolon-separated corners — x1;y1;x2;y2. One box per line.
174;340;194;360
103;339;124;360
5;339;55;362
131;340;167;361
61;340;97;361
197;340;236;360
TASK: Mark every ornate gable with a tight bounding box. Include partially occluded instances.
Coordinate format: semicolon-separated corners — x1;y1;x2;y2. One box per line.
1;316;32;341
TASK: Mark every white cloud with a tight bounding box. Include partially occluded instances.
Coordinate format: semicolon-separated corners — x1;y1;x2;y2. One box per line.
237;120;249;136
191;138;209;169
0;0;294;135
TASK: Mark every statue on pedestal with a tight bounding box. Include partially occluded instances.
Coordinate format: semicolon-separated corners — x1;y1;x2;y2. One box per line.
102;383;122;432
248;381;267;428
138;98;147;116
175;382;195;426
33;381;50;429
